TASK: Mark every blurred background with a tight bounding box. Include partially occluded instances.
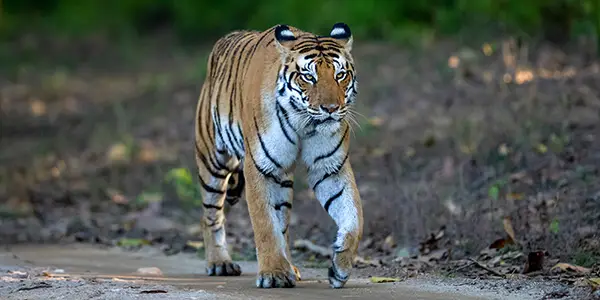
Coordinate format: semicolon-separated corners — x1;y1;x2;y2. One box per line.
1;0;599;273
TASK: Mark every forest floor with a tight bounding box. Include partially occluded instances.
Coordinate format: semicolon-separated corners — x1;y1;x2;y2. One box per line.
1;32;600;299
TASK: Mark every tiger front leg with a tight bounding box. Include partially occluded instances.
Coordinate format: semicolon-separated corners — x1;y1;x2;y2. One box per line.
243;156;298;288
303;126;364;289
311;164;363;288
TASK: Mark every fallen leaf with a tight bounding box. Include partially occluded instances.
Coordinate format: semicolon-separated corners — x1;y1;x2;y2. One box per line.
506;193;524;201
535;143;548;154
136;267;163;276
117;238;150;247
551;263;591;274
498;143;510;156
186;241;204;249
503;217;516;244
106;188;128;204
419;248;449;262
107;143;130;162
382;235;396;252
489;238;514;250
30;98;47;116
587;278;600;291
448;56;460;69
482;43;493;56
370;276;401;283
140;289;168;294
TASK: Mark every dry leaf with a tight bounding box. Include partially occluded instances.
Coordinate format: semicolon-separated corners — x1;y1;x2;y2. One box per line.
186;241;204;249
107;143;129;162
482;43;493;56
587;278;600;291
550;263;591;274
370;276;401;283
503;217;516;244
489;238;514;250
30;99;47;116
448;56;460;69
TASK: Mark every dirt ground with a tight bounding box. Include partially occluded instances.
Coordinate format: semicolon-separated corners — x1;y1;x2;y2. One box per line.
1;32;600;298
0;244;593;300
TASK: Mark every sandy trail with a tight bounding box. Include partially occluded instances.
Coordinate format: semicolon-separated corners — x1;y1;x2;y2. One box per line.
0;244;578;300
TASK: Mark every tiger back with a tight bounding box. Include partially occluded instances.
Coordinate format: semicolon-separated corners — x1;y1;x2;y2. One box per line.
194;23;363;289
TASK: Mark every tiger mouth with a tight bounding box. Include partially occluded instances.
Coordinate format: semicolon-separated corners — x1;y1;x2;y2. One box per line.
311;116;338;126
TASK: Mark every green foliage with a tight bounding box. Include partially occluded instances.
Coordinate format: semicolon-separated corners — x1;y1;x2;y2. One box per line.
572;250;600;268
1;0;599;43
165;167;201;208
549;219;560;234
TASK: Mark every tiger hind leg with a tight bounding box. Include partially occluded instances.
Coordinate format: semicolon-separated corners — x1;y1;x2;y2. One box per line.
225;171;245;206
196;149;242;276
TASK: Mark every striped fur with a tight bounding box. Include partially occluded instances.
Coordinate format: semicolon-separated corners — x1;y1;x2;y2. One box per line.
194;23;363;289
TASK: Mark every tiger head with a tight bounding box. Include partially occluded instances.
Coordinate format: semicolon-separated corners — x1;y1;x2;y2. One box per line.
273;23;357;134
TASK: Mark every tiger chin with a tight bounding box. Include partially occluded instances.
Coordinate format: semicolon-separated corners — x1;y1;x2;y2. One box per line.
193;22;363;289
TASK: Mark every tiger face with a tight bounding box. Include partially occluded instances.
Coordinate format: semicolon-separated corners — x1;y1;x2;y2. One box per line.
274;24;357;134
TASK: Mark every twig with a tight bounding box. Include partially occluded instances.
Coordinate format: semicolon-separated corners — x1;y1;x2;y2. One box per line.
453;261;475;273
293;239;332;258
468;258;506;278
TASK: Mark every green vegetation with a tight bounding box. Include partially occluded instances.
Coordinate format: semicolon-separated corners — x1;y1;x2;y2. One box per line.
1;0;599;43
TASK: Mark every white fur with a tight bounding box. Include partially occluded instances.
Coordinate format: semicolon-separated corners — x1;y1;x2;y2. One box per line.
330;27;347;37
302;129;360;243
279;29;295;39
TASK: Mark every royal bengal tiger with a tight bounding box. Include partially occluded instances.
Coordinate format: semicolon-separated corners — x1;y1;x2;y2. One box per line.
194;22;363;289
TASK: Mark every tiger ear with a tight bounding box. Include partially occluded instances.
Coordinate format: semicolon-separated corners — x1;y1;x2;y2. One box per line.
330;22;353;52
274;24;296;57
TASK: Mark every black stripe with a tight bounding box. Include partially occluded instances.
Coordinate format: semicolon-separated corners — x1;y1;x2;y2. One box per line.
314;126;348;164
211;110;232;168
225;125;243;159
329;263;349;281
289;99;304;113
195;143;228;179
324;186;344;212
276;102;296;145
203;203;223;210
198;174;225;195
312;153;348;190
274;202;292;210
246;144;293;189
254;116;283;169
282;225;289;235
277;103;296;132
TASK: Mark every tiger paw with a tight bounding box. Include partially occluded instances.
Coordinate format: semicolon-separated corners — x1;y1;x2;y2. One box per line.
256;270;297;288
328;265;349;289
206;261;242;276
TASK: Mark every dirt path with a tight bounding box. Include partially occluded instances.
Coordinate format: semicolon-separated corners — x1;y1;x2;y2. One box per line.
0;244;583;300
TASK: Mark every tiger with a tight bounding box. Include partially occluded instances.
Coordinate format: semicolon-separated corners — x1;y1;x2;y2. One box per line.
194;22;363;289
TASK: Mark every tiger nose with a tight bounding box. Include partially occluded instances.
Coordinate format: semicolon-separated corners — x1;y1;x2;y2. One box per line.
320;104;339;113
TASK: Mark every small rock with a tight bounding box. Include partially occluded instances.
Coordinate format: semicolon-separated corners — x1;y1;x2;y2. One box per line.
136;267;163;276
